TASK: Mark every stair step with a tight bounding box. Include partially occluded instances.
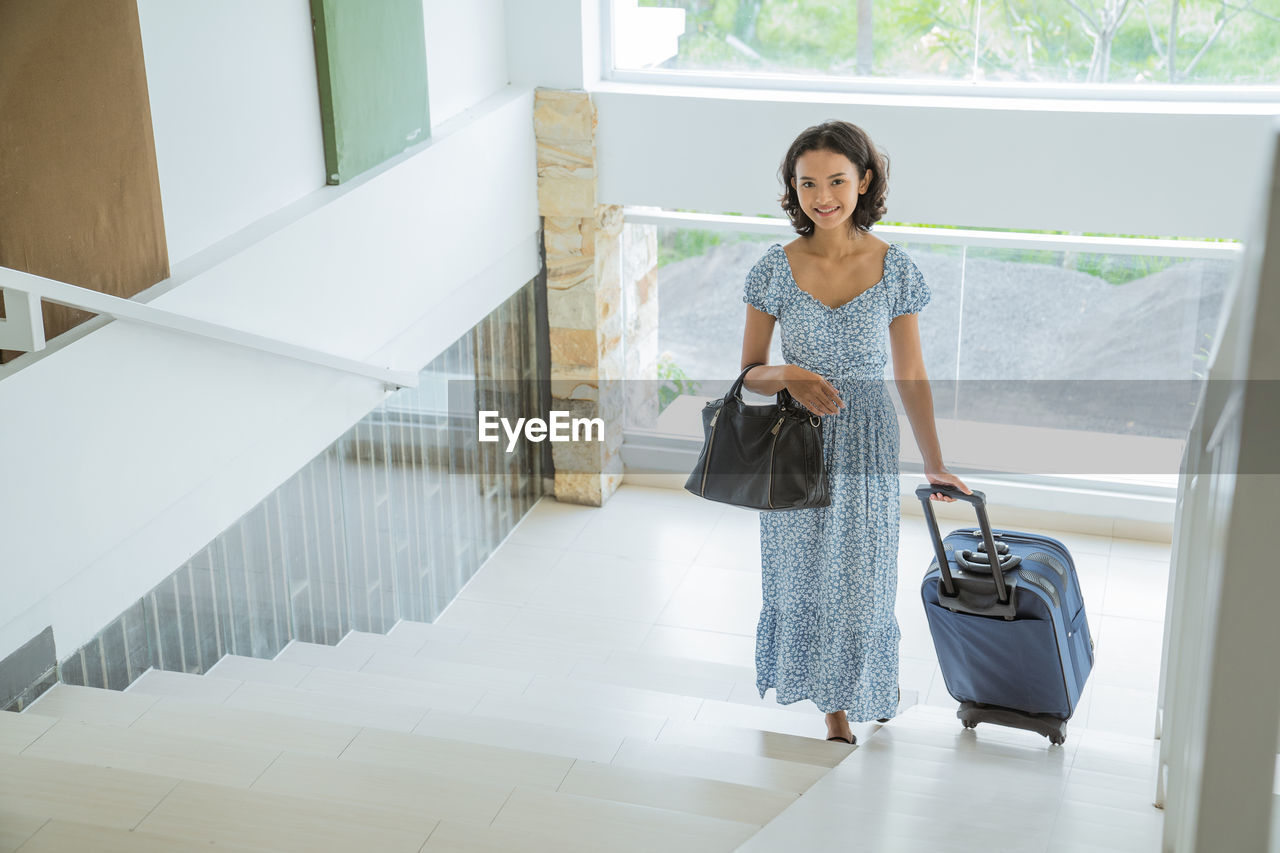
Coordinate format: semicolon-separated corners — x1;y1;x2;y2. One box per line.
8;818;260;853
487;784;758;853
0;808;57;853
411;707;625;763
421;819;615;853
383;619;472;650
611;737;831;794
154;659;488;716
567;650;749;701
468;692;669;741
556;759;797;826
414;631;615;678
361;650;534;693
295;665;485;713
695;696;856;739
445;602;655;651
31;679;367;759
127;668;240;703
253;752;514;827
19;716;277;788
332;626;462;660
206;654;311;687
276;639;377;671
10;689;830;827
581;648;756;691
9;741;757;853
221;680;429;732
19;681;816;819
24;682;159;726
131;693;362;758
160;647;841;751
135;779;434;853
0;707;56;753
0;752;178;831
519;674;704;720
637;623;756;668
288;628;618;682
657;720;855;767
337;726;573;789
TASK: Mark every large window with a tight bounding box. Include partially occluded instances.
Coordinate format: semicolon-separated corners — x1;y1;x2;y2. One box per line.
612;0;1280;92
624;217;1239;485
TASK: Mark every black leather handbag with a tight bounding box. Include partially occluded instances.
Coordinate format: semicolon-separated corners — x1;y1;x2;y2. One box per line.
684;363;830;510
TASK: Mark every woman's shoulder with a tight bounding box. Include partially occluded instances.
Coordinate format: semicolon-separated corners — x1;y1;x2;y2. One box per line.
884;241;920;273
750;242;786;274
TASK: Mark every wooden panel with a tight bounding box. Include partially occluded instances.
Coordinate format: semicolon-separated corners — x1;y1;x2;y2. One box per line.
0;0;169;358
309;0;430;184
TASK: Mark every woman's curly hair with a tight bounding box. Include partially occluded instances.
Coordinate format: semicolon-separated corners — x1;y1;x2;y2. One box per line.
778;120;889;237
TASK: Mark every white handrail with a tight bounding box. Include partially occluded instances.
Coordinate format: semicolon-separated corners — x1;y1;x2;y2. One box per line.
621;208;1245;259
0;266;418;390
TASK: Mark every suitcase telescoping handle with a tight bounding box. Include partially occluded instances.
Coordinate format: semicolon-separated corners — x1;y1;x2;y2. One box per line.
914;484;1011;605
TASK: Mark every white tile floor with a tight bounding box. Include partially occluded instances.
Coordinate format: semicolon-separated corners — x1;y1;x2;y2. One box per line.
482;485;1170;742
471;484;1171;851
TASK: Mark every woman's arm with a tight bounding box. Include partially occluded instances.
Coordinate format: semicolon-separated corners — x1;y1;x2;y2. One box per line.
740;305;843;415
889;313;969;500
740;305;788;394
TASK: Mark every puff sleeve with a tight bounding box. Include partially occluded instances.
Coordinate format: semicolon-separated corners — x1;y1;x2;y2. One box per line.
891;250;931;318
741;250;781;317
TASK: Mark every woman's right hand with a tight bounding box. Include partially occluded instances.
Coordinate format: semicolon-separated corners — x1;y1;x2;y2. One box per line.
783;365;844;416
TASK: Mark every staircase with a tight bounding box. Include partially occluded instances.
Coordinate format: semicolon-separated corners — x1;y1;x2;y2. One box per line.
3;619;895;852
2;480;1174;852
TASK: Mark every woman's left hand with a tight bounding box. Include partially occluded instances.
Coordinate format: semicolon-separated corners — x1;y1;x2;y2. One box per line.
923;466;971;502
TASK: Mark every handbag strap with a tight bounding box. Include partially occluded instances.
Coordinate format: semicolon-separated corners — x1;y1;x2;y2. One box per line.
728;362;764;401
728;362;797;408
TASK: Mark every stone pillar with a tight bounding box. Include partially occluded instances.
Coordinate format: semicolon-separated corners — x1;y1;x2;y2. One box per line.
534;87;637;507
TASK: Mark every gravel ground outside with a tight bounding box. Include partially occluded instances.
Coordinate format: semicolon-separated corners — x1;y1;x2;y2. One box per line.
654;237;1235;439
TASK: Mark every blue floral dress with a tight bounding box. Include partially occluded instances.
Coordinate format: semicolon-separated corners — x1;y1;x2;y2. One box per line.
742;240;931;720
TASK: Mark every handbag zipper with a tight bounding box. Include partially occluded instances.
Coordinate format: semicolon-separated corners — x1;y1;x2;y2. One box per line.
700;409;720;496
766;415;784;508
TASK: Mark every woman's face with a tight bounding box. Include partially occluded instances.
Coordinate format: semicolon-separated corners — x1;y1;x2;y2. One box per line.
791;149;869;231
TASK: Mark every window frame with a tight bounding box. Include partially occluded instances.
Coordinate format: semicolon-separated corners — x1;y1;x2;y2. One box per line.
601;0;1280;105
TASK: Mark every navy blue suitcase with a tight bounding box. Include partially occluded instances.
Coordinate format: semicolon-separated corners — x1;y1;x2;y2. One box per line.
916;484;1094;745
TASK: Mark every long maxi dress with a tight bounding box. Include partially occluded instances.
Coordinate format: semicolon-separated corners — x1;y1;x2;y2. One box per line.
742;240;931;721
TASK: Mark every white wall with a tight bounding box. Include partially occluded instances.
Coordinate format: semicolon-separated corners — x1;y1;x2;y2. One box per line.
506;0;600;91
591;88;1277;240
138;0;516;268
136;0;327;268
425;0;508;128
0;4;534;665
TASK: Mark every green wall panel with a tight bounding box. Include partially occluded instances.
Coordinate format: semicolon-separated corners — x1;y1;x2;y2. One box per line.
310;0;430;184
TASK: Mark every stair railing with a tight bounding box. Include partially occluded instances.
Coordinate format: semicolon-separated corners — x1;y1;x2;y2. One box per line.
0;266;417;390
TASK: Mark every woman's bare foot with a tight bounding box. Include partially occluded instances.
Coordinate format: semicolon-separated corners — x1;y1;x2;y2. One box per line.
825;710;854;743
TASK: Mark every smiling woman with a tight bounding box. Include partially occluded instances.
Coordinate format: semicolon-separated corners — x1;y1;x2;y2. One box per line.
736;119;971;746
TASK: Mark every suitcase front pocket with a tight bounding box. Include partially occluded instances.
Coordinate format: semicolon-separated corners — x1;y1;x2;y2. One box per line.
925;602;1071;717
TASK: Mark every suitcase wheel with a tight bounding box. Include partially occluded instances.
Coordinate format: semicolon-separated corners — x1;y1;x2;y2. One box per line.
956;701;1069;746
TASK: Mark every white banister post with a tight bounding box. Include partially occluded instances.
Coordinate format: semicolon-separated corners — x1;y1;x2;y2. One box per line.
0;288;46;353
